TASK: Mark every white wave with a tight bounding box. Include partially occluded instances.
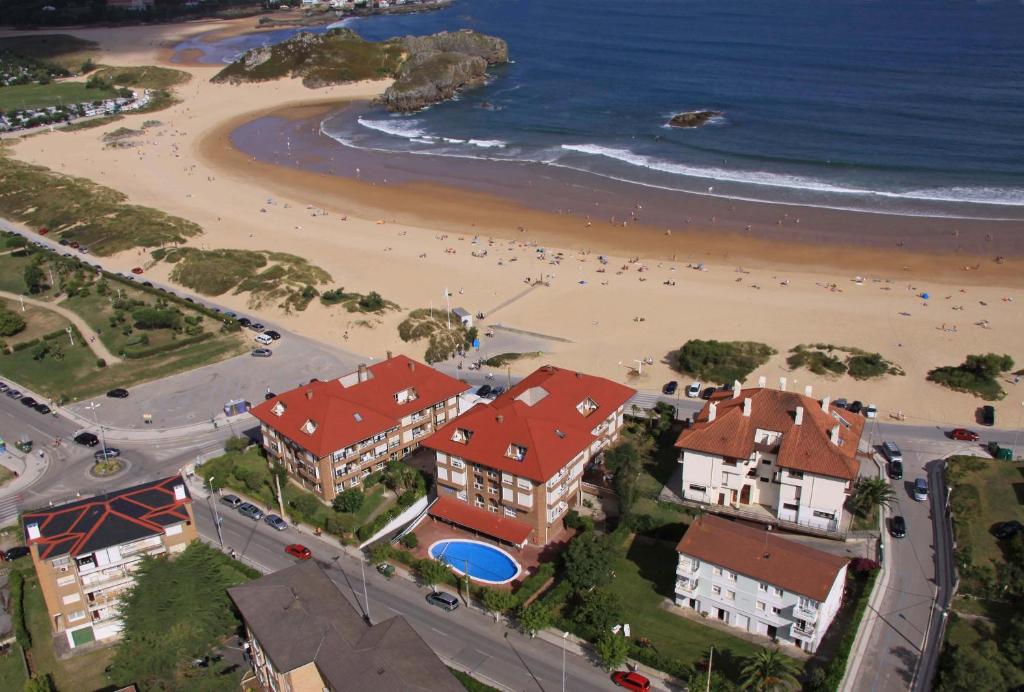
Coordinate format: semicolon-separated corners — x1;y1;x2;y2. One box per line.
468;139;507;148
357;117;427;140
559;144;1024;206
443;137;466;144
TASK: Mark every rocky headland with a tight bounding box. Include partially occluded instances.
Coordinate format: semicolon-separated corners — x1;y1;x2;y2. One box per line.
213;28;508;112
668;110;722;128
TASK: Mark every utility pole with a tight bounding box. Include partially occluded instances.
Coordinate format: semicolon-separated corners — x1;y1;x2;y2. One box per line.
444;287;451;330
561;631;569;692
209;475;224;548
360;556;371;624
275;471;285;517
706;646;714;692
66;326;75;347
84;402;108;460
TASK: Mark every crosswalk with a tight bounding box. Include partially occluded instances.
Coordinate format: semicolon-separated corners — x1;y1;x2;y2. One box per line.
0;493;21;526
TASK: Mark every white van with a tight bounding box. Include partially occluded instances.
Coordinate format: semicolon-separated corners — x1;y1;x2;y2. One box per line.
254;333;273;346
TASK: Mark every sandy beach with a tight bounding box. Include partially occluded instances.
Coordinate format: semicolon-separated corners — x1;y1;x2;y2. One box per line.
3;19;1023;427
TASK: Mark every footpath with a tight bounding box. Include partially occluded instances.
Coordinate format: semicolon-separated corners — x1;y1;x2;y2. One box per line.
0;447;52;525
0;290;122;365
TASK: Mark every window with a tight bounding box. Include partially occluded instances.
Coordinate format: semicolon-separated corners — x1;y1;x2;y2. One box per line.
772;587;783;597
758;582;768;592
756;601;766;612
813;510;836;520
576;397;599;416
504;507;517;518
451;428;473;444
688;484;707;493
711;585;721;596
301;419;318;435
772;606;782;616
725;590;736;601
726;571;737;582
712;566;723;576
506;443;528;461
782;502;800;511
789;470;804;479
517;478;531;490
67;610;87;622
450;458;465;470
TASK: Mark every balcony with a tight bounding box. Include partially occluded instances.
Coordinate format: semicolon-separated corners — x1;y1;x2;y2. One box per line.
796;603;819;619
793;621;816;637
677;561;697;575
676;578;698;593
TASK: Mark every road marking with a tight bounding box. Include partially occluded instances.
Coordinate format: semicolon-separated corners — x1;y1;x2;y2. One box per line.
430;627;448;636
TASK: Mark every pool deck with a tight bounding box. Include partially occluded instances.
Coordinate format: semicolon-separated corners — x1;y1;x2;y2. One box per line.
412;516;576;590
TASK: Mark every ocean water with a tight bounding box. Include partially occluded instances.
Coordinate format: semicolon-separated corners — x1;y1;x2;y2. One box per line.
189;0;1024;218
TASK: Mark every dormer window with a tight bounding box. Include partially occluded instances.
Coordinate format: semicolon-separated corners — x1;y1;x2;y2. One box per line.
506;444;527;461
271;402;286;417
576;397;599;416
451;428;473;444
394;387;419;404
301;419;318;435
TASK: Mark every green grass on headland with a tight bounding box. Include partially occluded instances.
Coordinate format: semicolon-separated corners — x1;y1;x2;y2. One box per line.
91;65;191;90
670;339;776;384
0;81;117;112
398;308;475;363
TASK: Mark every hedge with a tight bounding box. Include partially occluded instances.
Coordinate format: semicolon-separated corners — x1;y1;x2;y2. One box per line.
122;330;212;359
356;506;403;542
822;569;879;690
10;571;30;649
514;562;555;606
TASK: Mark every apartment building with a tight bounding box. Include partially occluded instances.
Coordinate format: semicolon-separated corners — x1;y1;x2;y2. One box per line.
675;383;864;535
674;514;848;653
252;354;467;502
21;475;197;649
425;365;635;546
229;560;463;692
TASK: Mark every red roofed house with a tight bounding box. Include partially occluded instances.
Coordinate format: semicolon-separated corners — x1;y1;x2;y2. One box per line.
674;514;848;653
251;354;468;502
675;383;865;536
424;366;635;546
22;475;197;649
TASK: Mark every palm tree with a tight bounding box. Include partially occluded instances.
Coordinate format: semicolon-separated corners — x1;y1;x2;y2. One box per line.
850;476;897;517
739;647;801;691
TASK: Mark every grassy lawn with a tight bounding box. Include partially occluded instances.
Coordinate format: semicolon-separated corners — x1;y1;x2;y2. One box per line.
852;504;877;532
0;81;117;112
604;535;765;681
0;643;28;689
0;299;69;346
949;456;1024;568
0;251;35;294
92;65;190;90
22;571;114;691
0;463;16;487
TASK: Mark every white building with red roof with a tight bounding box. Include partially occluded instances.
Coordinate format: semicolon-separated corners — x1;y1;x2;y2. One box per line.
251;354;468;502
424;365;635;546
674;383;865;536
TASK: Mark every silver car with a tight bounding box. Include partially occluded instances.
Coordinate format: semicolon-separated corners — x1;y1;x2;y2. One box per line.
264;514;288;531
237;503;265;521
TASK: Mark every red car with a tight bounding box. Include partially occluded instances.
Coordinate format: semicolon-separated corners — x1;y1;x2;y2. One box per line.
285;544;312;560
38;228;49;236
131;267;144;275
612;671;651;692
949;428;979;442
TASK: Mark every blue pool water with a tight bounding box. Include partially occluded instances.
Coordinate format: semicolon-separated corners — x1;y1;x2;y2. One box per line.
429;539;520;584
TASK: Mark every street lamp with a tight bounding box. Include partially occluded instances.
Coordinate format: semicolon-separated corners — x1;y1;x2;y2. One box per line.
360;554;371;624
208;475;224;548
561;631;569;692
84;402;109;460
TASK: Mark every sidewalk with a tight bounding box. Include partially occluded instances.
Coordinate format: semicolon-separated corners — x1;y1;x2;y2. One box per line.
0;447;52;525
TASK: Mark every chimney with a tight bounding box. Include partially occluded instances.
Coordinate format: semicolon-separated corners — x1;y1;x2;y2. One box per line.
26;522;40;541
821;395;830;412
408;361;415;372
830;424;840;445
496;415;504;424
707;402;718;422
743;397;752;417
305;389;313;400
358;363;368;382
794;406;804;426
804;384;813;397
732;380;741;399
757;376;766;388
386;350;393;360
778;377;787;391
173;483;186;501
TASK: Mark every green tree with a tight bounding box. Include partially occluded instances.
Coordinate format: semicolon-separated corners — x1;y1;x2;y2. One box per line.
131;306;180;329
480;588;518;621
23;264;45;293
333;488;365;513
938;641;1013;692
289;493;322;520
416;558;451;589
739;647;801;691
849;477;897;517
23;674;56;692
564;530;614;592
594;632;629;671
224;435;249;453
0;307;26;336
517;601;552;637
399;532;419;549
570;588;622;638
357;291;385;312
384;461;419;494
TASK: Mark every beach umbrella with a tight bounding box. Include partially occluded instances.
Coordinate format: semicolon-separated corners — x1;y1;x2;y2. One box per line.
922;292;930;300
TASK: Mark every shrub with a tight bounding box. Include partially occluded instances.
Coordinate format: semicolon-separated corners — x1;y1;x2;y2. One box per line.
0;307;26;337
333;488;365;513
289;493;324;521
928;353;1014;401
595;632;629;671
399;532;419;549
514;563;555;606
822;569;879;689
364;471;383;487
517;601;553;636
224;435;249;453
131;306;180;330
671;339;776;384
9;571;30;649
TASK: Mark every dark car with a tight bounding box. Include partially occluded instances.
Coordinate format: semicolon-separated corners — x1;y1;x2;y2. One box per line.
475;384;492;398
490;386;506;397
890;515;907;538
184;297;194;303
74;431;99;447
0;382;7;392
662;381;678;395
249;323;265;332
848;400;863;414
701;386;718;400
265;514;288;531
981;405;995;426
993;520;1024;540
59;238;70;246
2;546;30;562
264;392;276;400
949;428;979;442
238;503;264;521
834;398;848;409
94;447;121;460
264;330;281;340
425;591;460;612
889;460;904;480
5;389;22;400
237;317;252;327
612;672;652;691
20;396;37;408
106;388;130;399
34;403;51;415
142;281;153;287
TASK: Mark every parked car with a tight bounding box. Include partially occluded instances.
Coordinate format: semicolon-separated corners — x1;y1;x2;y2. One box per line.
993;520;1024;540
254;333;273;346
913;477;929;502
94;447;121;460
285;544;312;560
34;403;51;415
662;381;678;395
612;671;652;691
2;546;30;562
686;382;702;398
224;311;237;318
264;392;276;400
74;431;99;447
220;494;243;509
847;400;863;414
237;503;264;520
864;403;878;419
249;323;265;332
264;514;288;531
949;428;979;442
142;281;153;287
106;388;130;399
0;382;7;392
59;238;70;246
251;348;273;358
834;398;848;409
264;330;281;340
475;384;492;398
237;317;252;327
425;591;460;612
889;460;904;481
131;267;143;275
38;228;49;235
6;389;22;400
882;441;902;463
20;397;37;407
890;515;907;538
490;386;506;398
981;405;995;426
701;386;718;400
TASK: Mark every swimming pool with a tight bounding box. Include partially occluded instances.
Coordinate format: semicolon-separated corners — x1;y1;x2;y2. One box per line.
429;539;521;585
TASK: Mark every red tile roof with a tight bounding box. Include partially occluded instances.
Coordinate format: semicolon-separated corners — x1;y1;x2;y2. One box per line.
676;515;848;601
423;366;636;483
429;497;533;545
23;476;192;560
251;355;468;458
674;388;863;480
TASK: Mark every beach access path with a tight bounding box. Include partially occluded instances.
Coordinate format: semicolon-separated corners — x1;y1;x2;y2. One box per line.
0;289;123;365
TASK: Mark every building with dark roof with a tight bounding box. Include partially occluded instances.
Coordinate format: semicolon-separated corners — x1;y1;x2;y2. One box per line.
251;353;468;502
424;365;635;546
674;383;865;536
674;514;848;653
22;475;196;648
228;560;463;692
